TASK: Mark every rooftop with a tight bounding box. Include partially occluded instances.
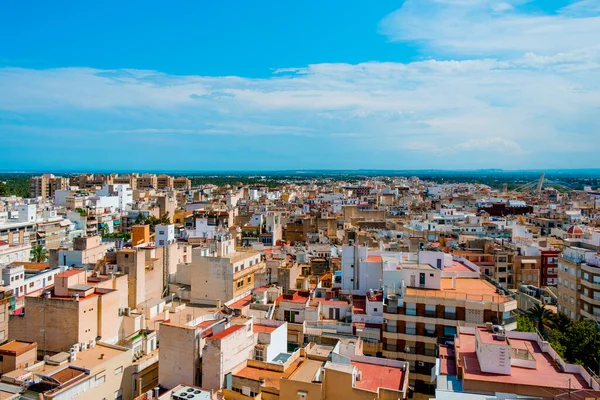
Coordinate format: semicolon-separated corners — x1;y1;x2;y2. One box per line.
253;324;277;334
457;331;590;390
287;359;323;383
208;324;246;341
0;341;36;356
234;358;304;390
228;294;252;310
351;361;406;393
405;278;512;303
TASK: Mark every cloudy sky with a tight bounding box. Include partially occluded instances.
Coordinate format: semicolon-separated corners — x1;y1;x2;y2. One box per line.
1;0;599;171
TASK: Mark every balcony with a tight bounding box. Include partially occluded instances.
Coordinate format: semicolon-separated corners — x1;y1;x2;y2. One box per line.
405;309;417;316
580;294;600;307
423;310;437;318
501;315;517;326
423;348;437;357
580;279;600;291
424;330;437;338
404;327;416;335
444;312;457;320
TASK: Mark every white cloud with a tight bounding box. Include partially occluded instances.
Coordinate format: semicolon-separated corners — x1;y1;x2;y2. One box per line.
379;0;600;57
1;0;599;168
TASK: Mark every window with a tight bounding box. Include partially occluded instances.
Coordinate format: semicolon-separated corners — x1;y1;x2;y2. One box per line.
95;374;105;387
29;282;34;288
48;275;52;281
247;276;251;283
114;366;122;375
405;303;416;316
443;326;457;337
114;389;123;400
373;308;378;312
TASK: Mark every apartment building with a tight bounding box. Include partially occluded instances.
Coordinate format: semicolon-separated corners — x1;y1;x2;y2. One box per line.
29;174;69;199
0;287;13;344
9;269;128;352
0;241;30;264
190;234;264;305
173;177;191;189
1;341;133;400
381;259;517;393
434;324;600;398
279;339;410;400
0;340;37;375
541;249;560;286
157;174;174;190
556;236;600;320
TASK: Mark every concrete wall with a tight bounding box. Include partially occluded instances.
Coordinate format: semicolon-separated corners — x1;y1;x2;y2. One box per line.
266;323;287;363
158;323;200;389
9;295;98;352
202;324;256;391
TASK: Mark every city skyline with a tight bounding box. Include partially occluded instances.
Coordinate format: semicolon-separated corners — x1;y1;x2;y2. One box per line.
1;0;599;170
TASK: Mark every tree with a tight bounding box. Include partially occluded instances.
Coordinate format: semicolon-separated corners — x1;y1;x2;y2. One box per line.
563;319;600;373
525;304;554;334
135;213;147;225
31;245;48;263
517;314;535;333
551;312;572;332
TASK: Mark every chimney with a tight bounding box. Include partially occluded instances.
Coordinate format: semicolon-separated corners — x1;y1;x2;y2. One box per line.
451;273;456;290
153;387;160;399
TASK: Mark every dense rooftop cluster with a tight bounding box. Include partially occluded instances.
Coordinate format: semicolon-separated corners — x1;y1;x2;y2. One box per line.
0;172;598;399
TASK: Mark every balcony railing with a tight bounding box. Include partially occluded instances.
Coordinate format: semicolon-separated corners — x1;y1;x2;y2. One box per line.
501;315;517;325
444;312;457;320
405;309;417;316
423;348;437;357
424;330;437;338
423;310;437;318
404;327;416;335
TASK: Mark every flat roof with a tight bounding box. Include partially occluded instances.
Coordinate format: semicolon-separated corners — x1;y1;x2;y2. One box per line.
444;260;475;272
405;278;511;303
287;359;323;383
253;324;277;334
0;341;36;356
208;325;245;341
55;270;84;278
457;332;590;390
228;294;252;310
69;344;127;371
234;358;304;390
351;361;405;393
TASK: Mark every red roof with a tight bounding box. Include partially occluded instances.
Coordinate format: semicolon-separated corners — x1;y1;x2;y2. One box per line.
276;291;310;305
208;325;245;341
228;295;252;310
253;324;276;334
367;256;382;263
55;270;84;278
311;298;349;307
351;361;405;392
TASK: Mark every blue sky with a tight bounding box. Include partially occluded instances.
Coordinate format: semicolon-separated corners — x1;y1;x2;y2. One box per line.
1;0;599;171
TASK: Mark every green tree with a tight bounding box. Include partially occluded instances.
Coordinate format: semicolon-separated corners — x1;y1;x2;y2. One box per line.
516;314;535;333
551;312;572;332
525;304;554;334
31;245;48;263
564;319;600;373
135;213;147;225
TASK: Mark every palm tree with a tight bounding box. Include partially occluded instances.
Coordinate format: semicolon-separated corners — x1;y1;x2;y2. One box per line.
31;245;48;263
526;304;554;334
551;312;572;331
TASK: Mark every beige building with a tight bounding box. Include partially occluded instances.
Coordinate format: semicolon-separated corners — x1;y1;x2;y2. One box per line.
0;287;13;344
9;269;128;352
0;340;37;375
382;261;517;393
191;234;264;305
157;174;174;190
2;342;133;400
29;174;68;199
557;236;600;321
